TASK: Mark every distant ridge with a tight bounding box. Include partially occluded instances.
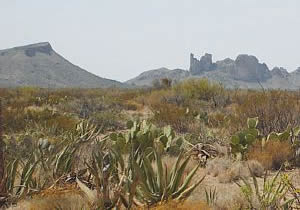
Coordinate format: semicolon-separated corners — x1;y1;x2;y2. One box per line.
0;42;126;88
126;53;300;90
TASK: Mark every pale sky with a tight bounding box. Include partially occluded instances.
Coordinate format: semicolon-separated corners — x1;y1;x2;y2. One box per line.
1;0;300;81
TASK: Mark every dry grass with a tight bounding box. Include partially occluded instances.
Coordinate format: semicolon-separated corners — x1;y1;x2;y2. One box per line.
206;157;264;183
6;186;89;210
247;140;293;170
138;201;211;210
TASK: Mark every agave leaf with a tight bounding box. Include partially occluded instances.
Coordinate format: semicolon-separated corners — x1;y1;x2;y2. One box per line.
168;151;184;184
154;150;164;192
172;164;200;198
266;169;281;202
175;175;205;201
143;155;158;192
20;155;35;183
17;160;39;196
169;155;191;193
250;167;261;203
54;146;69;175
8;159;19;192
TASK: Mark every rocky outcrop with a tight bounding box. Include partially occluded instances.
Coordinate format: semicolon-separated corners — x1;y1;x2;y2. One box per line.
271;67;289;78
128;53;299;90
0;42;126;88
234;54;271;82
189;53;215;75
190;53;272;82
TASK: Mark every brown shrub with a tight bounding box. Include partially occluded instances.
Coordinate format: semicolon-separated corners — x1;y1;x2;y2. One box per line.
144;201;210;210
247;140;293;170
233;90;300;136
146;90;192;133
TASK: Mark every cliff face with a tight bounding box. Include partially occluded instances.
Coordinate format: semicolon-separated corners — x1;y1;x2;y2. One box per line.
190;53;215;75
0;42;126;88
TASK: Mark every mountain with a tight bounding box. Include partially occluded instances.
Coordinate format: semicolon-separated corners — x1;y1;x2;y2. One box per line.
0;42;126;88
126;53;300;90
126;67;189;87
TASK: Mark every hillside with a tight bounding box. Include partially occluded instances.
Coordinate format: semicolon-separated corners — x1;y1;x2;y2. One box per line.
0;42;126;88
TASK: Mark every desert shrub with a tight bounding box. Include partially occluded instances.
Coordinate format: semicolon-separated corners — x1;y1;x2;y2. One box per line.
206;157;264;183
206;157;233;177
145;89;192;133
218;160;264;183
147;201;210;210
14;188;89;210
173;78;226;107
3;106;78;134
207;111;230;128
247;140;293;170
233;90;300;136
151;103;191;133
90;111;124;131
247;160;265;177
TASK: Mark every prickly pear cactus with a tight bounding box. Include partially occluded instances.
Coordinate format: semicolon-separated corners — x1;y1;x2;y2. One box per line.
230;117;259;156
110;120;183;155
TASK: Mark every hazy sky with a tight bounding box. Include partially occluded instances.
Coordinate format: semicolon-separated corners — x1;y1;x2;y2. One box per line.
1;0;300;81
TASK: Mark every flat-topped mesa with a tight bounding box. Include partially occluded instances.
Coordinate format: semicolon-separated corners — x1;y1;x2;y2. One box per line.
189;53;215;75
22;42;53;57
0;42;54;57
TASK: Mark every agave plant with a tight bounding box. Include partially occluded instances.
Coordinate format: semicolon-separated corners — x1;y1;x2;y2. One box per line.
5;154;40;198
134;149;205;206
77;144;132;209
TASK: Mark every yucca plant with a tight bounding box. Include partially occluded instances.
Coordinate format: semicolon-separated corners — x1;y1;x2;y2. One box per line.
134;149;205;206
235;168;295;209
205;187;218;207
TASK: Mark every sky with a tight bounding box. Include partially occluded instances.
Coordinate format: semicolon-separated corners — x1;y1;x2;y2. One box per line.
0;0;300;82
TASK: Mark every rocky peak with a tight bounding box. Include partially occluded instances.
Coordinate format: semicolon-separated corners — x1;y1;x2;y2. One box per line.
189;53;215;75
292;67;300;74
233;54;271;82
271;67;289;77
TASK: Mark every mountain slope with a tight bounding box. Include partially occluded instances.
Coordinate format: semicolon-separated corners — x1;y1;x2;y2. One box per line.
0;42;126;88
126;67;189;86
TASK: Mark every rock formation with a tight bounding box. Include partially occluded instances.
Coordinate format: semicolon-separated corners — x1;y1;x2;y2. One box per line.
189;53;215;75
128;53;300;90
